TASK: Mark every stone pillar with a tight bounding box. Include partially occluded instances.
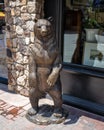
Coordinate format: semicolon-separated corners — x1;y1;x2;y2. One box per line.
4;0;44;96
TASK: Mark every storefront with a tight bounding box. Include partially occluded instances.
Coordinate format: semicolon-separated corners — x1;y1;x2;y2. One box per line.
44;0;104;115
1;0;104;115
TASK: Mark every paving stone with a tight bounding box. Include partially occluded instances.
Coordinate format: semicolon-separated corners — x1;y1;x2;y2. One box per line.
6;106;16;112
6;114;14;120
72;126;84;130
0;84;104;130
23;103;31;111
0;100;6;106
0;115;13;130
0;109;4;114
3;104;13;110
1;103;8;108
19;110;26;117
7;116;35;130
95;124;104;130
0;92;29;107
7;107;23;117
12;115;21;121
17;108;25;115
0;90;5;94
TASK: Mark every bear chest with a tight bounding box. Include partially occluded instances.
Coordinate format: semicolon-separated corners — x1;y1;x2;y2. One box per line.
30;44;56;64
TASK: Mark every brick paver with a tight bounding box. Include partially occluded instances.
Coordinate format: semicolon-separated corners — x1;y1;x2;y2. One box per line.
0;99;26;121
0;83;104;130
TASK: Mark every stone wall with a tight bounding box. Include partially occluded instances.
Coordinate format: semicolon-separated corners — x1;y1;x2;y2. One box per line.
4;0;44;96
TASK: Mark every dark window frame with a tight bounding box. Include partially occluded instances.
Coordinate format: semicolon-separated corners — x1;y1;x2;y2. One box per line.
58;0;104;78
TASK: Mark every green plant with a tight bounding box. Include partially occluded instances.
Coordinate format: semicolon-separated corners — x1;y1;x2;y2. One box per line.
84;18;100;29
84;1;101;29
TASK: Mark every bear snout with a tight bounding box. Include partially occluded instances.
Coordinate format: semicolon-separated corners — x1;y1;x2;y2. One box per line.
41;26;47;35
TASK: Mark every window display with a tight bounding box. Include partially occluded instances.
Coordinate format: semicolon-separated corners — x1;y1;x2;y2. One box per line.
63;33;78;63
63;0;104;69
83;42;104;68
71;0;90;6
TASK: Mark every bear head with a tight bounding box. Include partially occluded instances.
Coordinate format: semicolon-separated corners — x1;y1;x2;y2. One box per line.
34;18;54;41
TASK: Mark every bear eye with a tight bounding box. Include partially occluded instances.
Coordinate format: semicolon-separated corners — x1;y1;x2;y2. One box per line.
46;25;50;28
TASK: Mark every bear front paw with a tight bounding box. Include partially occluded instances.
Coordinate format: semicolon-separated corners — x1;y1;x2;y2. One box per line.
47;73;58;87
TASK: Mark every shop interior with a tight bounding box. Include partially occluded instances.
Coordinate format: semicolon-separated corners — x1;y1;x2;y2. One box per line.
63;0;104;69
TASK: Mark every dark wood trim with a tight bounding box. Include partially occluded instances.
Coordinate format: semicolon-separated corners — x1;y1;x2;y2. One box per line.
0;77;8;84
62;64;104;79
60;0;104;75
62;94;104;116
55;0;60;47
56;0;64;56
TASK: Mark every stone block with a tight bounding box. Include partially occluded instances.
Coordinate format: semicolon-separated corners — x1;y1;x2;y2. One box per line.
31;13;40;20
8;83;15;91
15;7;21;16
11;8;15;16
21;6;27;13
15;17;24;26
8;71;16;86
20;88;29;97
20;0;27;6
17;75;26;86
24;30;30;36
25;37;30;45
26;21;35;31
17;38;25;45
15;52;23;64
16;26;24;35
5;7;11;12
9;1;16;7
21;13;31;21
15;63;24;71
30;32;35;43
12;38;17;48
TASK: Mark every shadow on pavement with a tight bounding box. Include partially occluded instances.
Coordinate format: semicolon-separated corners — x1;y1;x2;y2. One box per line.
63;105;104;126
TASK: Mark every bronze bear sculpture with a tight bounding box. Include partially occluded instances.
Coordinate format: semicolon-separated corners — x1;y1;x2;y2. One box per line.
28;18;63;118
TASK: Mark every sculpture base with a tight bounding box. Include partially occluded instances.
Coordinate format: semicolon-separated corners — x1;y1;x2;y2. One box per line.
26;105;68;125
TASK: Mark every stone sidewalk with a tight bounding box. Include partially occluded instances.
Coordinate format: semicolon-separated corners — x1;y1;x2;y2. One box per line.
0;83;104;130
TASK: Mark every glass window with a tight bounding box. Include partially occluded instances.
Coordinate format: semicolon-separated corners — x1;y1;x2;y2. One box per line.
0;1;7;79
63;0;104;69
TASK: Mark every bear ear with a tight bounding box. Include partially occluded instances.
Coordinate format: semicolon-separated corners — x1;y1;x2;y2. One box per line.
34;18;38;23
47;17;54;23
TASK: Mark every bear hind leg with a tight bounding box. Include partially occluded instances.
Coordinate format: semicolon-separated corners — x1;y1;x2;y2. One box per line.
28;87;43;115
48;89;63;117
